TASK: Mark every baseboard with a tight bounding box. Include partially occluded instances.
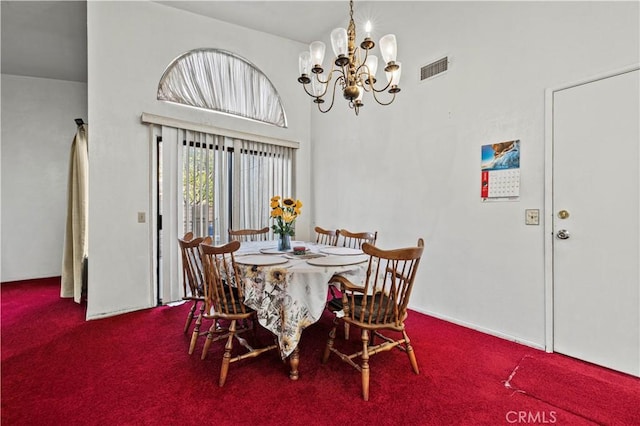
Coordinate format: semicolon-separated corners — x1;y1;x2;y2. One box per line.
86;304;153;321
1;276;61;285
411;307;545;351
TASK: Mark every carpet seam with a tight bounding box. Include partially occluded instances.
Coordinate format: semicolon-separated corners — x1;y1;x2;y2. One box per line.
503;355;603;426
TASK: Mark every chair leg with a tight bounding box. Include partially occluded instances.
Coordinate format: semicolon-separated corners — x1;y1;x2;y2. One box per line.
322;321;338;363
403;330;420;374
183;301;198;333
188;316;201;355
188;303;205;354
344;323;350;340
201;321;217;360
361;329;370;401
219;319;236;387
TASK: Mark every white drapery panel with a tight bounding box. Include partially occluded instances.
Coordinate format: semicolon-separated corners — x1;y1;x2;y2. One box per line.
61;124;89;303
157;49;287;128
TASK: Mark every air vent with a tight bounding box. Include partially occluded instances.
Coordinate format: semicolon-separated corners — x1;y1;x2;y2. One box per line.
420;57;448;81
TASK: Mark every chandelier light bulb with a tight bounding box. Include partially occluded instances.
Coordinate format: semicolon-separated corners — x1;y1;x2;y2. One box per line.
364;54;378;83
395;62;402;85
331;27;348;58
386;61;402;85
364;20;372;38
310;41;326;68
298;51;311;76
312;74;326;97
379;34;397;64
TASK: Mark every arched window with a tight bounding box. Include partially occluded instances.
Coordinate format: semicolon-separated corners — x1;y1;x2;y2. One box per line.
157;49;287;128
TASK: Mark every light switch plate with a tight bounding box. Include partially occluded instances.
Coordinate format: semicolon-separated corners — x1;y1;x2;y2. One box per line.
525;209;539;225
137;212;146;223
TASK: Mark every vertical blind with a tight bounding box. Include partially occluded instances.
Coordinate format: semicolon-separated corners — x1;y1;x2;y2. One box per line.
235;139;294;234
182;131;231;242
142;113;299;304
177;130;295;242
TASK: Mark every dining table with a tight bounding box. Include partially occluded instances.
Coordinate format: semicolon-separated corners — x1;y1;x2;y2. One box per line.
233;240;369;379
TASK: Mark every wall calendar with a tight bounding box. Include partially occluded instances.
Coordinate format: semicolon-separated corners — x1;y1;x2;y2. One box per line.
481;139;520;200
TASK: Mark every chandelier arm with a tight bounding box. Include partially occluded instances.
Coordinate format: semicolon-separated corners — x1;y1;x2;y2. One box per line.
316;67;335;85
355;61;376;93
316;75;343;113
354;47;368;76
369;89;397;106
316;69;346;101
315;66;346;99
355;50;394;94
354;58;367;84
370;83;393;93
301;83;318;98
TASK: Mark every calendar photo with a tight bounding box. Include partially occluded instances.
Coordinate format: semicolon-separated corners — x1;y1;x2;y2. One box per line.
481;140;520;200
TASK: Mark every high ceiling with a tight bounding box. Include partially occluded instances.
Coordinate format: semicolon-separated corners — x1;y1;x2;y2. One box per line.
1;0;372;83
1;1;88;82
159;1;357;44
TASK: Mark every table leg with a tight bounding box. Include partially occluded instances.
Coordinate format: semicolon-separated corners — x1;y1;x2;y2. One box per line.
288;346;299;380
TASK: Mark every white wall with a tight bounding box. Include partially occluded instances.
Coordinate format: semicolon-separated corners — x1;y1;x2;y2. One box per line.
86;2;311;319
311;1;639;348
1;74;87;282
16;0;633;350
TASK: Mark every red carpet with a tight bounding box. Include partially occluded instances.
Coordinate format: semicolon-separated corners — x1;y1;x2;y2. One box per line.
2;278;639;425
506;355;640;425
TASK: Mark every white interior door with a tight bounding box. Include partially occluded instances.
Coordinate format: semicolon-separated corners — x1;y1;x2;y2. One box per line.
552;68;639;376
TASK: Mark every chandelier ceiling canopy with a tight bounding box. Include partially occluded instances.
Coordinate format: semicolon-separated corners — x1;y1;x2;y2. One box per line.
297;0;401;116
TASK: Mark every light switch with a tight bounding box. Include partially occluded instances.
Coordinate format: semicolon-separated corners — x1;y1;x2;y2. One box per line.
137;212;146;223
525;209;539;225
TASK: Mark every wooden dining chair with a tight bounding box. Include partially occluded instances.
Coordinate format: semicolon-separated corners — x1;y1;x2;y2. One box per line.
336;229;377;248
314;226;339;246
199;239;278;386
177;233;208;355
322;238;425;401
327;229;379;338
228;227;270;242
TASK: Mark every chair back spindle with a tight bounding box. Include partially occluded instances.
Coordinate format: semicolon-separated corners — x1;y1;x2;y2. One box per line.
228;227;270;243
350;240;423;328
199;240;249;318
337;229;377;249
178;235;206;298
315;226;339;246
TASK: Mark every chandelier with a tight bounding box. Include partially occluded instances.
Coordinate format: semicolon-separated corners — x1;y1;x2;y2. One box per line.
297;0;401;116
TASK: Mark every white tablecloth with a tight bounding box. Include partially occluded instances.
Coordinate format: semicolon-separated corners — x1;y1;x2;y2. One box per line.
235;240;367;358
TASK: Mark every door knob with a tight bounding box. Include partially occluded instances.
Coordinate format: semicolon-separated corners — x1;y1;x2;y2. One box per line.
556;229;570;240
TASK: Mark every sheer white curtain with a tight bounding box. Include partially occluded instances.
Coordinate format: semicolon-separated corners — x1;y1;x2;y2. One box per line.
157;49;287;128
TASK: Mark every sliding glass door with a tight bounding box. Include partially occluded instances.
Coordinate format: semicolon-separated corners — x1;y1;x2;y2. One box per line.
152;123;296;305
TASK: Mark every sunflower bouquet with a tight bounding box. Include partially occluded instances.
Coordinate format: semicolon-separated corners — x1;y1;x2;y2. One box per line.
270;196;302;237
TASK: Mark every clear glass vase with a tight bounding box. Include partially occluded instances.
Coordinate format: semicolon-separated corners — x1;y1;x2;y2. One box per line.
278;233;291;251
